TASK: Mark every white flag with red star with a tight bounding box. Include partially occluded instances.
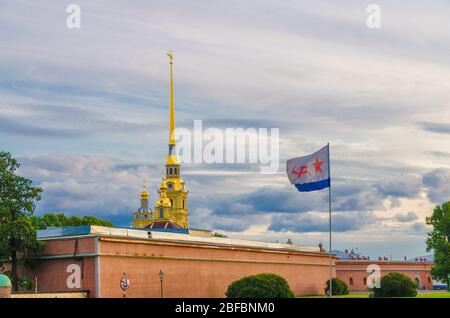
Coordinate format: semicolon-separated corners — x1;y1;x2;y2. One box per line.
286;145;330;192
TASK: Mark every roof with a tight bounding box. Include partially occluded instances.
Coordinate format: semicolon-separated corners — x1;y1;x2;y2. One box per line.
145;221;183;229
37;225;322;254
331;250;352;259
336;260;434;265
331;249;364;260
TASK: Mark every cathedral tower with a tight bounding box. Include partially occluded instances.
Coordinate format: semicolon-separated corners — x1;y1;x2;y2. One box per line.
132;52;189;229
160;51;189;228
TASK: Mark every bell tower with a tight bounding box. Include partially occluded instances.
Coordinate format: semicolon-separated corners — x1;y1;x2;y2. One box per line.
131;52;189;229
158;51;189;228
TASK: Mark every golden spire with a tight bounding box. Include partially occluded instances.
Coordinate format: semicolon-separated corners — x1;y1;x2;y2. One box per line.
167;51;176;147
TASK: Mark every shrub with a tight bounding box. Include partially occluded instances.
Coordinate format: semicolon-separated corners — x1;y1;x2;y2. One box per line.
324;278;349;295
226;273;295;298
372;272;417;297
19;276;33;290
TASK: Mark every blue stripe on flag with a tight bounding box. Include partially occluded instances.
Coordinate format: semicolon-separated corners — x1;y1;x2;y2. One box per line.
294;178;330;192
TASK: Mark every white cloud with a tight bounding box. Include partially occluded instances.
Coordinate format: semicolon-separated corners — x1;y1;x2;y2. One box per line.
1;0;449;258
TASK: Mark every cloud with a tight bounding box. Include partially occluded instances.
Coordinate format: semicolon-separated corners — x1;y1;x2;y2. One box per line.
1;0;449;257
421;122;450;135
268;212;379;233
411;222;426;233
0;100;161;141
0;116;89;138
16;154;155;226
209;176;425;217
394;212;418;222
189;207;261;232
422;168;450;204
332;182;385;212
375;175;423;199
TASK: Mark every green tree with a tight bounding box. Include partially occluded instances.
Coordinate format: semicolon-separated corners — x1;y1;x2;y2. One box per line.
30;213;113;229
212;232;228;238
0;151;43;291
372;272;417;297
324;278;349;296
226;273;294;298
426;202;450;284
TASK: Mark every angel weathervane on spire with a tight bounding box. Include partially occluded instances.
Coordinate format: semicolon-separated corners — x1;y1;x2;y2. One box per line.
166;51;173;64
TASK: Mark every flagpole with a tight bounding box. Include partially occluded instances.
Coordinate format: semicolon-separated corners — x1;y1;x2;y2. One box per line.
328;142;332;298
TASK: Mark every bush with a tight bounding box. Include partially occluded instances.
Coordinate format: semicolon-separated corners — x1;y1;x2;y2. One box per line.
372;272;417;297
226;273;295;298
324;278;349;295
19;276;33;290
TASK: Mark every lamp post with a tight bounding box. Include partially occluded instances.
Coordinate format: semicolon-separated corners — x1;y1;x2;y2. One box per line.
159;270;164;298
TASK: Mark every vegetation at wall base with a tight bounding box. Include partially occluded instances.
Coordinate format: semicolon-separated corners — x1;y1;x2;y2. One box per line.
226;273;295;298
324;278;349;296
372;272;418;297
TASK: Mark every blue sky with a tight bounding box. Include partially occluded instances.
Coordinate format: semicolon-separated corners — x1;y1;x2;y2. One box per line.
1;0;450;258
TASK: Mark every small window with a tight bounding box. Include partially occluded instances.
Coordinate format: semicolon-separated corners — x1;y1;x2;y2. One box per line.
350;277;354;285
363;277;367;285
428;277;431;283
159;208;164;218
169;168;173;174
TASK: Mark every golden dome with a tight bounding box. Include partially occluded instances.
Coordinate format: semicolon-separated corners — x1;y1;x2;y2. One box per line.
140;185;149;199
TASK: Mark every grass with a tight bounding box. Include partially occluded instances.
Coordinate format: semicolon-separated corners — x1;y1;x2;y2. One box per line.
416;292;450;298
298;292;450;298
299;293;367;298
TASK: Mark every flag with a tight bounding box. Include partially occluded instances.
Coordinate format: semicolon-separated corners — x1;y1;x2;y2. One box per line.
287;145;330;192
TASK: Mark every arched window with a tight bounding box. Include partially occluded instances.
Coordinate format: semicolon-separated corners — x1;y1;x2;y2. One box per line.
169;168;173;174
414;276;421;289
159;208;164;218
363;277;367;286
170;199;173;207
428;277;431;284
349;277;354;285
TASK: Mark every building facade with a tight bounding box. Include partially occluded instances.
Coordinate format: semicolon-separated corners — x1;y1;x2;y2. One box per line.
14;226;336;298
336;260;434;291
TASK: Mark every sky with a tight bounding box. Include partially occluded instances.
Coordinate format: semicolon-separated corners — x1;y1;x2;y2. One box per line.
1;0;450;258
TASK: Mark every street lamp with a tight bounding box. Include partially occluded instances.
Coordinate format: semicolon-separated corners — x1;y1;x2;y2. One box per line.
159;270;164;298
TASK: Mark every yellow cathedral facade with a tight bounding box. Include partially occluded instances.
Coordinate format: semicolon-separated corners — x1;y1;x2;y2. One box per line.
132;52;189;230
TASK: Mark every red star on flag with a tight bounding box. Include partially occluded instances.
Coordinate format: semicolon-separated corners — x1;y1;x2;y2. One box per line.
313;155;324;174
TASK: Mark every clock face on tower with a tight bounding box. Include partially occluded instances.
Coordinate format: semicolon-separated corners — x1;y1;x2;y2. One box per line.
167;182;174;190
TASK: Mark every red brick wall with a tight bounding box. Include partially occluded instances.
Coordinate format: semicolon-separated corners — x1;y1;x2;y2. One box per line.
97;237;335;297
18;237;98;297
336;261;434;291
8;236;337;297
